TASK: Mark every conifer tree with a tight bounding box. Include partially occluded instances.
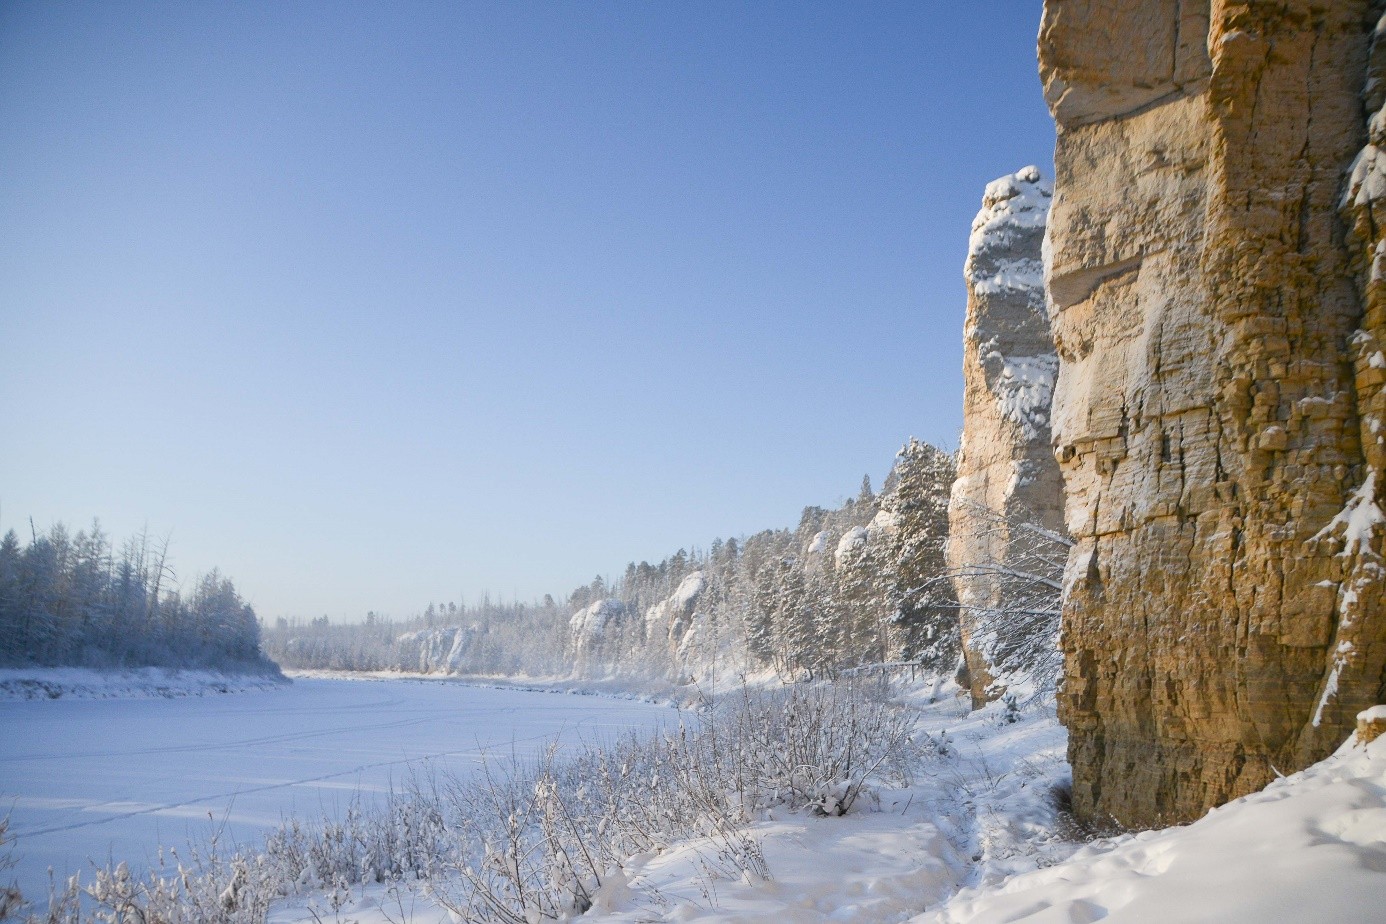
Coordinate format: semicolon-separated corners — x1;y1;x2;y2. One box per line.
881;439;959;667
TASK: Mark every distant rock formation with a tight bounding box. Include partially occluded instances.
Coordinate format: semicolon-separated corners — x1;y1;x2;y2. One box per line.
644;571;708;675
569;599;629;676
948;166;1065;708
396;626;477;674
1040;0;1386;827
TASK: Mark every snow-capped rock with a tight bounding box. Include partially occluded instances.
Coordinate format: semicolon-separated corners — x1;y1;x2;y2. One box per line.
948;166;1064;708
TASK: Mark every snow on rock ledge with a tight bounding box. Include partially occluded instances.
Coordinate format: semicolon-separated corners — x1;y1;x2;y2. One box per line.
834;526;871;567
642;571;709;678
965;166;1055;439
1360;705;1386;744
967;166;1051;299
395;626;478;674
644;571;705;647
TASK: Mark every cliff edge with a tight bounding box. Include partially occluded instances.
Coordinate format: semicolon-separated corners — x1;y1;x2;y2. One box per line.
1040;0;1386;827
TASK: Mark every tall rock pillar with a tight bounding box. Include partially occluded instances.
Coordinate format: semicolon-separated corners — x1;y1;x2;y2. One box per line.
948;167;1066;708
1041;0;1386;828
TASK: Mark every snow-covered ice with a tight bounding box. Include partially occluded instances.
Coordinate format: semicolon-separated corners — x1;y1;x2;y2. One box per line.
0;676;669;901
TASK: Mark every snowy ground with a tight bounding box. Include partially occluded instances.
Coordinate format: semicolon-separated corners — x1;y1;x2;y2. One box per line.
0;677;671;901
265;689;1386;924
266;688;1076;924
7;672;1384;922
921;727;1386;923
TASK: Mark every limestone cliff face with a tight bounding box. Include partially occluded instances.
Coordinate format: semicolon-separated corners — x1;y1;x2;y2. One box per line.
569;599;629;677
948;167;1066;708
643;571;708;677
396;626;477;674
1041;0;1386;827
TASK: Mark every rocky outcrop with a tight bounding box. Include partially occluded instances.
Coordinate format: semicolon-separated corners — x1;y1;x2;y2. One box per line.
569;599;629;676
396;626;477;674
644;571;708;675
948;167;1066;708
1359;705;1386;745
1041;0;1386;827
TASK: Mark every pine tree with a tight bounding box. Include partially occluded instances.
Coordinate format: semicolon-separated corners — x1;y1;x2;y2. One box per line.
881;439;959;667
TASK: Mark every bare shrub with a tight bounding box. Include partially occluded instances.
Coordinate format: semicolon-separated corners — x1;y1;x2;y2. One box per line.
430;679;916;920
940;498;1070;701
0;818;25;922
14;681;917;923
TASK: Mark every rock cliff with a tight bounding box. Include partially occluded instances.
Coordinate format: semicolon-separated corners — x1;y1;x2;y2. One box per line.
569;598;629;676
396;626;477;674
1040;0;1386;827
948;167;1067;708
643;571;708;676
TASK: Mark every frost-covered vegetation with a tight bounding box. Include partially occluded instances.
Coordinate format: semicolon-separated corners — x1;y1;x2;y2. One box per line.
1;682;917;924
265;439;963;684
935;498;1068;701
262;600;571;677
0;523;275;673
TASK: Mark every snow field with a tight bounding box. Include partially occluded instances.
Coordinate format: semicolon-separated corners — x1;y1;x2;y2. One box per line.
272;688;1386;924
0;677;671;906
270;685;1076;924
918;730;1386;923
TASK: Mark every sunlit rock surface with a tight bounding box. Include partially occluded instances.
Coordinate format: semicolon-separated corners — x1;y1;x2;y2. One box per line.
948;166;1065;708
1040;0;1386;827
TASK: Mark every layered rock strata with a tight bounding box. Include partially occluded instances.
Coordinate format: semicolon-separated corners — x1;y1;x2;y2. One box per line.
948;167;1066;708
1041;0;1386;827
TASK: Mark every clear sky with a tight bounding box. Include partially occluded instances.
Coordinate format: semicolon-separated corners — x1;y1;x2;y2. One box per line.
0;1;1055;621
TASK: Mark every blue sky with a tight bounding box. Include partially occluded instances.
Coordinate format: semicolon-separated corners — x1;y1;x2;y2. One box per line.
0;2;1054;620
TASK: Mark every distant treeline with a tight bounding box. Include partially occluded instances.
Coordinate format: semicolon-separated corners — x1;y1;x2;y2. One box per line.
261;599;570;676
0;521;275;672
263;438;962;684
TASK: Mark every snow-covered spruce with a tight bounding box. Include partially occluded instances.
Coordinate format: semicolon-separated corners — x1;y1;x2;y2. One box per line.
0;523;277;678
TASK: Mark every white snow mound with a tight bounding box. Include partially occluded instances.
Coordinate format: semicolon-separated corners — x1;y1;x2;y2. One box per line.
917;732;1386;923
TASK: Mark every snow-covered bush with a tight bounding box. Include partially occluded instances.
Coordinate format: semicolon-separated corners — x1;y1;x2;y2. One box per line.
939;498;1069;701
16;681;918;923
0;819;23;922
429;679;917;921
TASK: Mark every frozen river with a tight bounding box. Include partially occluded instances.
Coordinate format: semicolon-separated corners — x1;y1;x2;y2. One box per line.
0;677;671;900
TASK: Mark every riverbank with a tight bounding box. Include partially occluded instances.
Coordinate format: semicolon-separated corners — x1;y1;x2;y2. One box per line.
0;665;287;700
